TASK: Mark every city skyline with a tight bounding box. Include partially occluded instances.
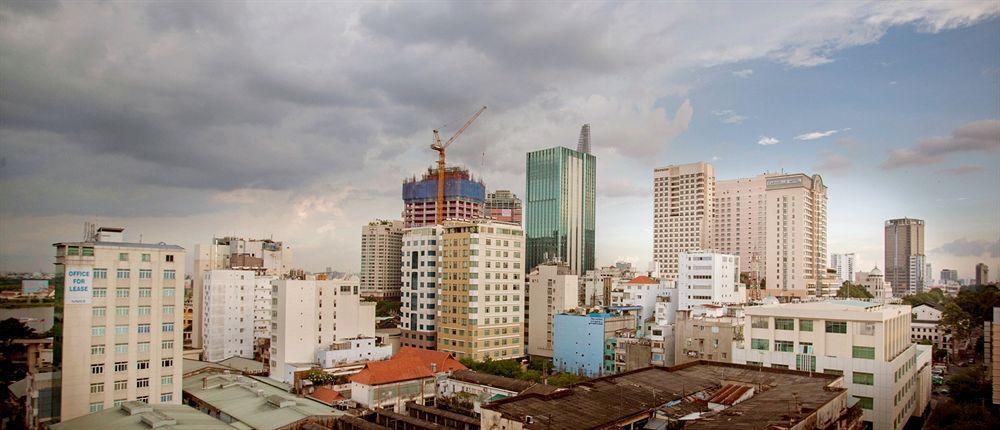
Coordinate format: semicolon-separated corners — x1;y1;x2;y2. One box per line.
1;2;998;277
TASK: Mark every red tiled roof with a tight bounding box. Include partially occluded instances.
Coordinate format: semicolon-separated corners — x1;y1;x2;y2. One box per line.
306;386;343;405
349;347;466;386
626;275;659;285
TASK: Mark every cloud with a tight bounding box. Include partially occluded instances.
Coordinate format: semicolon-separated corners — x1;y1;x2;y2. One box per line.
732;69;754;77
932;238;1000;258
795;129;840;140
882;119;1000;168
711;109;747;125
937;165;985;175
757;136;780;146
814;151;853;174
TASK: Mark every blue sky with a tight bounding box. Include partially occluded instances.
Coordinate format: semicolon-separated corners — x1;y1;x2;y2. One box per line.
0;2;997;281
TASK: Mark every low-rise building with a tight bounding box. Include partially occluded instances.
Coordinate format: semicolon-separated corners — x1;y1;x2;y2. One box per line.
856;267;893;303
316;337;393;368
911;304;953;357
552;311;636;377
50;401;233;430
348;347;465;412
615;276;672;333
526;262;579;359
482;362;861;430
438;369;560;414
674;306;744;365
676;252;744;313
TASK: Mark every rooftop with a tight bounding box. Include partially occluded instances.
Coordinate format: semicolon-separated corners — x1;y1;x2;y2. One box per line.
449;370;561;396
50;403;235;430
183;371;338;430
350;347;465;386
216;356;267;374
54;241;185;250
744;300;911;321
626;275;660;285
484;362;847;430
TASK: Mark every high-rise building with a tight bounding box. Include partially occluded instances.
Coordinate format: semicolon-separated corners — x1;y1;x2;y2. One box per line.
907;254;926;295
924;263;934;286
940;269;958;284
399;225;442;350
884;218;925;297
577;123;591;154
201;270;257;362
269;278;375;383
359;220;403;299
52;228;185;421
437;220;525;361
652;162;715;279
713;173;771;275
677;252;744;313
484;190;523;225
526;262;578;358
764;174;828;297
976;263;990;285
525;146;596;275
734;301;932;430
402;167;485;228
830;253;858;283
191;237;291;349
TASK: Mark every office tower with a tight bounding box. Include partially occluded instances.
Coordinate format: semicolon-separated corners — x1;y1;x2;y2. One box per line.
525;146;596;275
977;263;990;285
484;190;523;225
269;277;375;383
830;253;858;283
526;262;579;358
201;270;257;362
402;166;485;228
940;269;958;284
437;220;525;361
53;227;185;421
652;162;715;279
764;174;829;297
360;220;404;299
714;173;771;275
884;218;925;297
399;225;443;350
907;255;926;294
577;123;591;154
677;252;745;313
191;237;291;349
734;301;931;430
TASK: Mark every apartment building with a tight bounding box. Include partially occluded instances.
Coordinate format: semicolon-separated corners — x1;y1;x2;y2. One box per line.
674;307;743;365
201;270;256;362
360;220;403;299
526;262;579;358
53;227;185;421
830;253;858;283
652;162;714;279
252;275;275;342
713;174;770;275
676;251;744;313
400;225;442;349
525;146;596;275
437;220;525;361
733;301;931;430
579;266;633;307
191;237;291;348
764;174;829;297
553;312;636;377
269;278;375;383
884;218;924;297
616;275;672;332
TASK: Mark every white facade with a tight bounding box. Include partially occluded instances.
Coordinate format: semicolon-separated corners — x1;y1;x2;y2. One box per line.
856;268;894;303
269;278;376;384
733;301;930;430
360;220;403;298
764;174;828;297
830;253;858;283
652;162;715;279
910;304;952;354
617;277;673;332
908;255;926;295
399;225;442;349
527;263;579;358
579;266;634;307
202;270;256;362
316;337;393;368
714;174;771;275
253;276;275;340
677;252;744;313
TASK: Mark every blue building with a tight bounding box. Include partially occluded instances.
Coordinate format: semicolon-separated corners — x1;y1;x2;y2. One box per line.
402;166;485;228
553;312;637;377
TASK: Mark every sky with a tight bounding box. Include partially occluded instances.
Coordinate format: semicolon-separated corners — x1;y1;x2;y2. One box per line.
1;1;998;282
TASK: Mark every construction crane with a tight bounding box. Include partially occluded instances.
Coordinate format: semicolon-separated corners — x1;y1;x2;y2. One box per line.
431;105;487;225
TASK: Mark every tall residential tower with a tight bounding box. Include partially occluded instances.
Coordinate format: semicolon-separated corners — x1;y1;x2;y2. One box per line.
360;220;404;299
764;174;829;297
652;162;714;279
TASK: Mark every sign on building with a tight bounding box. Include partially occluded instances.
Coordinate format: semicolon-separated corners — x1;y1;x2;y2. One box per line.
66;267;93;305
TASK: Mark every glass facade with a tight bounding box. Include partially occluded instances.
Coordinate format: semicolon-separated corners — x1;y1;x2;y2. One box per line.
525;146;596;275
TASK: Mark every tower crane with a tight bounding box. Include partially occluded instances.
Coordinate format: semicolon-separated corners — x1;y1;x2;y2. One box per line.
431;105;487;225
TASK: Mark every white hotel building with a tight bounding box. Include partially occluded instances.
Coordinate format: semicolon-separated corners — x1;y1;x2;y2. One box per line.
734;301;931;430
400;225;443;350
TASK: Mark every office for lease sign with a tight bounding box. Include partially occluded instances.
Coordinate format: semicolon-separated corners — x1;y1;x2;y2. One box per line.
66;267;93;304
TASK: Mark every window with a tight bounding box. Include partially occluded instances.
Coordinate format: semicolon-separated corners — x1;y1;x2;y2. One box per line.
141;253;151;262
161;393;173;402
115;343;128;354
138;324;150;334
163;270;176;280
91;363;104;374
115;325;128;335
165;255;174;262
162;323;174;332
92;307;106;317
855;396;874;410
137;342;150;353
92;326;106;337
162;340;174;350
751;317;769;328
162;305;174;315
751;338;769;350
825;321;847;333
799;319;813;332
800;342;814;354
162;375;173;385
115;288;129;298
115;306;129;316
89;403;104;413
796;354;816;371
824;369;843;376
93;269;108;280
93;288;107;297
853;372;874;385
114;362;128;372
161;358;173;368
137;360;150;370
90;382;104;394
136;378;150;388
111;380;127;391
852;346;876;359
116;269;130;279
113;399;125;407
82;247;94;256
775;340;794;352
118;252;129;261
137;396;149;403
67;246;79;256
91;345;105;355
163;288;175;298
775;318;794;330
139;269;152;279
857;322;876;336
138;306;151;316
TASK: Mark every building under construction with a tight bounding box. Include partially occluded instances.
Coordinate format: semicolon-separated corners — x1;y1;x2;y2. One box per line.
402;166;485;228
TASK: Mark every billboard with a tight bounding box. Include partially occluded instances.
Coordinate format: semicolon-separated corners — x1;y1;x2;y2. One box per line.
66;267;93;305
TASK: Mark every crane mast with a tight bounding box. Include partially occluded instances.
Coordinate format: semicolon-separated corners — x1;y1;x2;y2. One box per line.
430;106;487;225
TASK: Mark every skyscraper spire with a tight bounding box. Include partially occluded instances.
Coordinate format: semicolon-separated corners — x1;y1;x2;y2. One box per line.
577;123;591;154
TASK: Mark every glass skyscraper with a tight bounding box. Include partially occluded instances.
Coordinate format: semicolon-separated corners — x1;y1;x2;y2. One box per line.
525;145;596;275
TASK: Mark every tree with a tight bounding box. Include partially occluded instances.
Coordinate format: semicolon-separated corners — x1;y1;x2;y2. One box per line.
0;318;35;347
836;282;873;299
901;288;948;308
946;366;989;404
546;373;586;388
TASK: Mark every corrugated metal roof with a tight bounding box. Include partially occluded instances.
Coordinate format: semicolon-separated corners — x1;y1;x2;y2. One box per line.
49;404;235;430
